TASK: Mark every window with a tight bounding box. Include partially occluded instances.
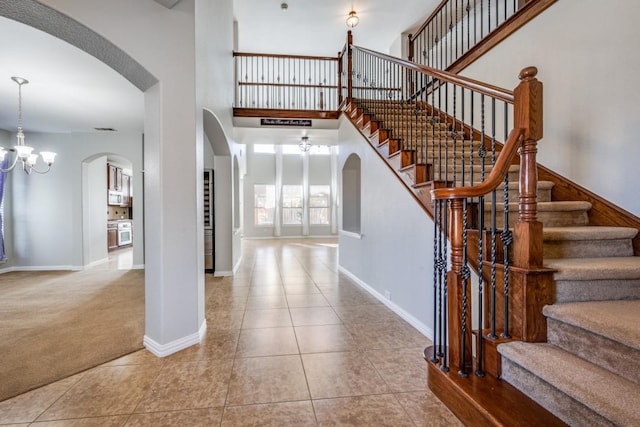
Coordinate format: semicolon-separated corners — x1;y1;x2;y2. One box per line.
254;184;275;226
254;144;275;154
282;185;303;225
309;185;330;225
282;145;301;155
310;145;331;155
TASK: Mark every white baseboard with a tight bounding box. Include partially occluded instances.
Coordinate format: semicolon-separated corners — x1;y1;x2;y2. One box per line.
85;257;109;269
132;264;144;270
243;235;338;240
143;319;207;358
0;265;80;274
214;270;233;277
338;265;433;341
233;256;243;275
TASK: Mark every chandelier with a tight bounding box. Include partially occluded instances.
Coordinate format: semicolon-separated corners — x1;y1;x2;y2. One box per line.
0;77;56;175
299;135;312;152
346;10;359;28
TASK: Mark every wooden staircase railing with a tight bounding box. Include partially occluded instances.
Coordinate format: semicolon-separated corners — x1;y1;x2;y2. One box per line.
408;0;558;74
341;32;560;423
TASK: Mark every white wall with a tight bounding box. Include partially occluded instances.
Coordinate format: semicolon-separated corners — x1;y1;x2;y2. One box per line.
461;0;640;216
83;156;108;267
0;130;14;268
5;131;143;270
338;117;434;336
40;0;203;353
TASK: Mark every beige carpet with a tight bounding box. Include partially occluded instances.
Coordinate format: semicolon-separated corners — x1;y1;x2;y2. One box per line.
0;268;144;402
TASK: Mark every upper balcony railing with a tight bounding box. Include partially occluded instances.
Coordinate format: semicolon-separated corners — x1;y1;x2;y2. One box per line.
408;0;557;72
233;52;341;117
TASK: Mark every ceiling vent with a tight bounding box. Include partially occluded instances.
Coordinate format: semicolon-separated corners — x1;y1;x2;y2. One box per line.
94;127;116;132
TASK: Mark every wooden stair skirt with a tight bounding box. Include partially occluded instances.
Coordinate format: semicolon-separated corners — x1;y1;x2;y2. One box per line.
425;346;566;427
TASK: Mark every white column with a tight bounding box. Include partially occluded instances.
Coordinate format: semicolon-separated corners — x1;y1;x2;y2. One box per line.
330;145;339;235
274;145;282;237
302;150;310;236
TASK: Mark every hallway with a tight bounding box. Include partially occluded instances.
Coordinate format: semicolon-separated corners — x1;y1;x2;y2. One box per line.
0;239;459;425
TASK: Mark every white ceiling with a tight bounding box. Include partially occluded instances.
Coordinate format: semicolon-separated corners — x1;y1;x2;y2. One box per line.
0;1;438;135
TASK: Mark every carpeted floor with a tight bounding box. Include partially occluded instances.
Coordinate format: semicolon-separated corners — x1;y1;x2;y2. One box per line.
0;267;144;402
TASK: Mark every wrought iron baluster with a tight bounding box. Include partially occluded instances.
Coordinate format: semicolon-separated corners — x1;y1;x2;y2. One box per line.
489;96;498;339
501;100;512;338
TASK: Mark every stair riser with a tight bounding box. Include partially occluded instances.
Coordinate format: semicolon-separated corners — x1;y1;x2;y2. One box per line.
555;279;640;303
494;187;552;203
487;210;590;229
501;357;616;426
544;238;634;259
547;318;640;386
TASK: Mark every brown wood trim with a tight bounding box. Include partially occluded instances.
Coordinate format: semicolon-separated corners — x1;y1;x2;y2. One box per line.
538;164;640;255
353;46;514;103
233;51;339;61
431;129;523;200
447;0;558;74
410;0;449;43
344;103;434;219
238;82;338;90
233;108;339;120
426;351;567;426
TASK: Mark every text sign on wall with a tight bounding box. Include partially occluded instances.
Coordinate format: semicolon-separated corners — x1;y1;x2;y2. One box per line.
260;118;312;127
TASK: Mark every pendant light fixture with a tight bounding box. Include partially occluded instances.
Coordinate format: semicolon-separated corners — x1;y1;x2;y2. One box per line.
299;135;312;152
0;77;56;175
346;10;359;28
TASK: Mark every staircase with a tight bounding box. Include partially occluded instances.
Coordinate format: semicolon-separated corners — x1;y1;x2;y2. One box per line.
346;97;640;425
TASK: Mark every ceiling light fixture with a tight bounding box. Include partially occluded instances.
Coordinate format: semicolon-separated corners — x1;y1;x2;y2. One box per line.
280;2;288;11
0;77;56;175
299;135;312;152
346;10;359;28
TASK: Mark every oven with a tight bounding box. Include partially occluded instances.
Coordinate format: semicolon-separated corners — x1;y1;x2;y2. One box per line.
117;221;132;246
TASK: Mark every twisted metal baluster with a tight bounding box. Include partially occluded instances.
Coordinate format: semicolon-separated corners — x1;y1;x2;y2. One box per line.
441;199;450;372
501;101;512;339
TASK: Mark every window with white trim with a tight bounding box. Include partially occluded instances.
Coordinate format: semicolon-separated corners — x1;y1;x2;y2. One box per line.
309;185;330;225
254;184;275;226
281;185;303;225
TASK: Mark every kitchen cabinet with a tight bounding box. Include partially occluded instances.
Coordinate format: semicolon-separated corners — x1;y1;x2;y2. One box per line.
107;223;118;251
122;174;131;207
107;164;123;191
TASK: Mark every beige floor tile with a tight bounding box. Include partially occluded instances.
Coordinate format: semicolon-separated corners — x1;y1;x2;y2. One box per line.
313;394;415;426
281;277;316;286
134;359;233;412
333;305;398;324
165;329;240;362
284;284;322;295
246;295;288;310
289;307;341;326
366;348;428;392
302;352;389;399
241;309;292;329
32;416;129;426
102;350;163;368
395;391;463;427
37;365;161;420
286;294;330;308
221;401;316;426
345;320;428;350
227;355;309;405
0;375;84;424
294;325;360;354
204;310;245;330
125;408;223;426
236;327;299;358
248;285;285;297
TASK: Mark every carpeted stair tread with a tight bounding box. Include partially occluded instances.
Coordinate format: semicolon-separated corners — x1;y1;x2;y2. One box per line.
487;200;592;212
543;300;640;351
543;226;638;241
498;341;640;426
545;256;640;280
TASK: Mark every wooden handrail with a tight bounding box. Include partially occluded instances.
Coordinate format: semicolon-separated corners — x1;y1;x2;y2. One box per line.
410;0;449;43
353;45;514;103
430;128;524;200
233;51;339;61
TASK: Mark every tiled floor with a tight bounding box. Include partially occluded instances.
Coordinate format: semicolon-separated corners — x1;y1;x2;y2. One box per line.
0;239;460;426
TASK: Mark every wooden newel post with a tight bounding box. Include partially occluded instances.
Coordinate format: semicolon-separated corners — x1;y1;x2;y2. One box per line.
337;51;343;107
447;199;473;374
346;31;353;105
513;66;544;269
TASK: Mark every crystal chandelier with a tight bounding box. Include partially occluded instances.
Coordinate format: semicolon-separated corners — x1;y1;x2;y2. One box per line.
0;77;56;175
299;135;312;152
